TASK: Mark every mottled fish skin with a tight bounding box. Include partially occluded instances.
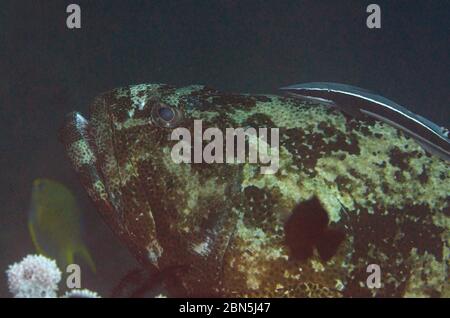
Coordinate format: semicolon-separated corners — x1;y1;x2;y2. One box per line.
60;84;450;297
280;82;450;162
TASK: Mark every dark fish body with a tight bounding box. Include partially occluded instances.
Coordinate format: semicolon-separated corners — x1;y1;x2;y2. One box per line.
60;84;449;297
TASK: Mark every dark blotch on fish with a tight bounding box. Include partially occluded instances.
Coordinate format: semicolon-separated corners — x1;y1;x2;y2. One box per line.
284;197;345;262
389;146;421;170
283;124;360;177
244;113;275;128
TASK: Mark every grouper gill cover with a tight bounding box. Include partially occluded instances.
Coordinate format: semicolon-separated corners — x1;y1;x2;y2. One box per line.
60;83;449;297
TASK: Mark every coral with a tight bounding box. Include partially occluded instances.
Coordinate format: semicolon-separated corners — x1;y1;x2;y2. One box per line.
6;254;61;298
62;289;101;298
5;254;100;298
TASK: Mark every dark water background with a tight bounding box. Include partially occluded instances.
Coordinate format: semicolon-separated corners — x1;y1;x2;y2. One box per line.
0;0;449;297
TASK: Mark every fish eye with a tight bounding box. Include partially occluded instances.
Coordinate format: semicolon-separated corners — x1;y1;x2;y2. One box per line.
151;102;183;128
158;106;175;122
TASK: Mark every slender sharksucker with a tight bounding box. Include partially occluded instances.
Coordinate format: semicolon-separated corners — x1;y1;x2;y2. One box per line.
280;82;450;162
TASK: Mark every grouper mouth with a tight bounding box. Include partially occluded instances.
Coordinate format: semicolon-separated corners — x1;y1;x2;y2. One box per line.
58;111;119;227
59;107;163;268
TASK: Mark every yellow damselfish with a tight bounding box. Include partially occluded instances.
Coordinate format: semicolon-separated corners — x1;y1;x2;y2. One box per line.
28;178;96;272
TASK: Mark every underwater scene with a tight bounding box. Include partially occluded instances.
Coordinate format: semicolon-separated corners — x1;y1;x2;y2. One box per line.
1;1;449;299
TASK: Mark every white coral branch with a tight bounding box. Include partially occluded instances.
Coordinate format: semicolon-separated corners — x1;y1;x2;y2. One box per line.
6;254;61;298
5;254;100;298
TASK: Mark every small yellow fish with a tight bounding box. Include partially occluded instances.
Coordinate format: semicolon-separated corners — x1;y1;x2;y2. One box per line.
28;178;96;273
